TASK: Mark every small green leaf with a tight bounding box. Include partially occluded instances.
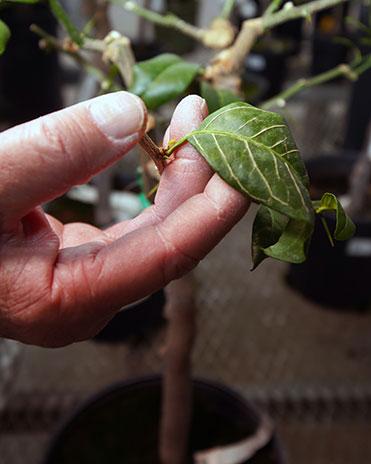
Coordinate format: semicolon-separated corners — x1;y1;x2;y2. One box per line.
0;19;10;55
314;193;356;241
129;53;200;110
200;81;241;113
49;0;83;46
130;54;181;96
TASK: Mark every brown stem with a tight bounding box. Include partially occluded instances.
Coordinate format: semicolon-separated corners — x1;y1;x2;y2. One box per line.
140;134;166;175
160;274;197;464
205;18;262;80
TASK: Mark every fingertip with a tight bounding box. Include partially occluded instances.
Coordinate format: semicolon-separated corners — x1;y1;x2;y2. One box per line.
169;95;209;140
88;91;148;142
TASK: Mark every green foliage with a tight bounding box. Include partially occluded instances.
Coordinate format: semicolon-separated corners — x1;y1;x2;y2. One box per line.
4;0;40;3
0;19;10;55
200;81;241;113
167;102;354;267
313;193;355;241
129;53;200;110
48;0;83;46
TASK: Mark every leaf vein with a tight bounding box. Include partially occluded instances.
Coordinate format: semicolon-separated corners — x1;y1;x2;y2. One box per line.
249;125;286;140
211;135;266;201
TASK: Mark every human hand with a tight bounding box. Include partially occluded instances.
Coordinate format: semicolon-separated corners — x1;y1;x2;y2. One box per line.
0;92;250;347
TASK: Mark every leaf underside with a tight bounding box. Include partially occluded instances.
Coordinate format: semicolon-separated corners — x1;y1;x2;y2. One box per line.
130;53;200;110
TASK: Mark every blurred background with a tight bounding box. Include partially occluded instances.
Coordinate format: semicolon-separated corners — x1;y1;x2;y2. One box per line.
1;0;371;463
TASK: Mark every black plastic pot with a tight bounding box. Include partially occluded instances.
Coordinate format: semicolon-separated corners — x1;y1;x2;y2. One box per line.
43;376;285;464
287;155;371;310
93;290;166;344
0;3;62;125
310;34;348;76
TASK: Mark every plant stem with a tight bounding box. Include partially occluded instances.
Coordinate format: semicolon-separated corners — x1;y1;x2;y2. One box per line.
139;134;166;174
160;274;197;464
263;0;284;17
30;24;108;84
261;63;358;109
220;0;237;20
206;0;348;79
262;0;347;29
102;32;136;88
111;0;207;43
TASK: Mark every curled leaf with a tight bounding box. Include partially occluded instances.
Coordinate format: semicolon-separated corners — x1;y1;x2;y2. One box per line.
252;206;288;268
130;53;200;110
313;193;356;241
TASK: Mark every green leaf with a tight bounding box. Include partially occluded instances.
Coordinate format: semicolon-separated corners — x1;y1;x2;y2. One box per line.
5;0;40;3
263;217;313;263
179;102;312;221
48;0;83;46
129;53;200;110
0;19;10;55
130;54;181;96
168;102;314;266
313;193;356;241
200;81;241;113
252;206;288;268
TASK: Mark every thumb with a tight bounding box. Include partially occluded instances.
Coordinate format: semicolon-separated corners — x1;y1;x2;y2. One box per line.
0;91;146;230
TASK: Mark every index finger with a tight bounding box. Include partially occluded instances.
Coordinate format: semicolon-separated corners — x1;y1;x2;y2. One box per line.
0;92;146;232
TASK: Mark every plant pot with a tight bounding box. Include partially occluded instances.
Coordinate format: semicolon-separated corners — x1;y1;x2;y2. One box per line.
93;290;166;344
0;3;62;125
43;376;285;464
287;155;371;310
310;34;348;76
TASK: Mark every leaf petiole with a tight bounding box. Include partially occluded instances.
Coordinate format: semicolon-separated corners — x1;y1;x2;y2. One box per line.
320;216;335;247
165;134;192;156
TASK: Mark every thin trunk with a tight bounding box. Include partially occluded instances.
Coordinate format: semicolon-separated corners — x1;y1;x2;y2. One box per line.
160;273;197;464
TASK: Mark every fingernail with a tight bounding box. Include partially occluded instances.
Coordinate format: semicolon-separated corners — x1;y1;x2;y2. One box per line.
200;98;208;116
89;91;145;141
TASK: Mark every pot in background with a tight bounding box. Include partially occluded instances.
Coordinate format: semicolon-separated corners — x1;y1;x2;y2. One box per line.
287;155;371;310
0;3;62;125
43;376;285;464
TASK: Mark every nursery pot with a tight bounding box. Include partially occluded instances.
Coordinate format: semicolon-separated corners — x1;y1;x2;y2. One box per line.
93;290;166;343
287;155;371;310
43;376;284;464
0;3;62;125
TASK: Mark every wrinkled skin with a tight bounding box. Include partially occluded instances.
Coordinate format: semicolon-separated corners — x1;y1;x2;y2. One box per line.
0;92;249;347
